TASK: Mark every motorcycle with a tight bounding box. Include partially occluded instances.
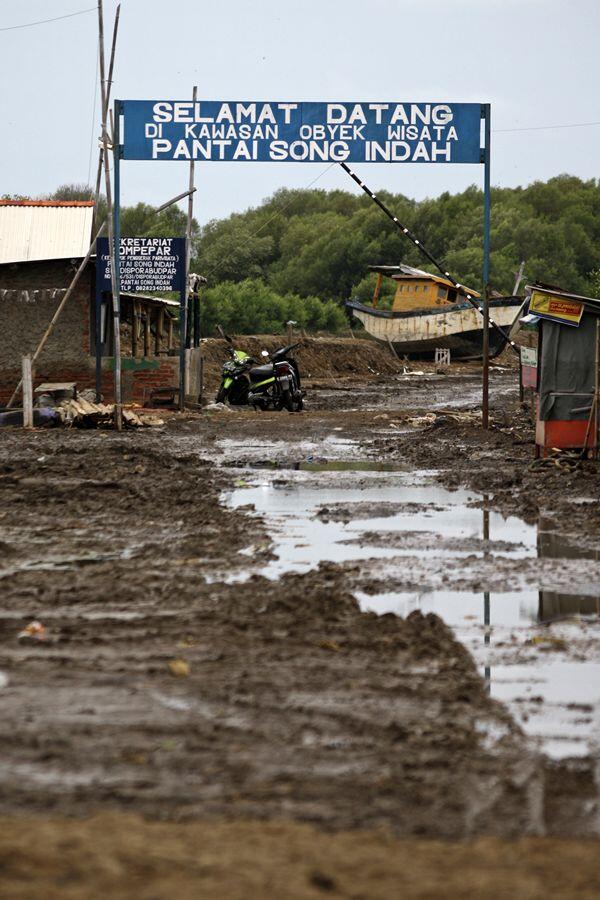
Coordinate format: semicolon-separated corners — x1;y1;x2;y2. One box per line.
215;347;255;406
215;342;304;411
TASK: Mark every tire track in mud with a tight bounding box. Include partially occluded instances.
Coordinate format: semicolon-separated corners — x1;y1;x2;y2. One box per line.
0;375;598;838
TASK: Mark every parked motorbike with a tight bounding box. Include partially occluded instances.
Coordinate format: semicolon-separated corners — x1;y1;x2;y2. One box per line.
248;343;303;412
215;342;303;411
214;347;255;405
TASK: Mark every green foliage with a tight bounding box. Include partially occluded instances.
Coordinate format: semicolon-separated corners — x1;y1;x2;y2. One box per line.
48;183;93;202
119;202;194;240
199;280;347;336
39;175;600;333
193;175;600;300
589;270;600;299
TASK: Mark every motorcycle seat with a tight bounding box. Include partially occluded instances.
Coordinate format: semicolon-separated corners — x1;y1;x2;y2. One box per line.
249;364;274;382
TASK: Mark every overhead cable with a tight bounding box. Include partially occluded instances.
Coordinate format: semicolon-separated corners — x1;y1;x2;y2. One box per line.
0;6;96;32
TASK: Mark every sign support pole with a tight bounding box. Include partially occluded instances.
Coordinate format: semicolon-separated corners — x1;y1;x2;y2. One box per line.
179;275;187;410
482;103;491;430
112;99;123;430
95;287;102;402
180;85;198;411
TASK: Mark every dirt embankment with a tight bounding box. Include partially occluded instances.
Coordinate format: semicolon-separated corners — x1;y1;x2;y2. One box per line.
200;335;406;393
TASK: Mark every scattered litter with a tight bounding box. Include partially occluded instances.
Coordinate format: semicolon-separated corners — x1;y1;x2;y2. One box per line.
168;659;190;677
17;620;47;642
318;639;342;652
204;402;233;413
407;413;437;428
527;634;568;651
58;398;164;429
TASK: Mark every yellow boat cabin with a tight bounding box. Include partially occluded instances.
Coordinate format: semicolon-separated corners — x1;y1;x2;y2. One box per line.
369;264;480;313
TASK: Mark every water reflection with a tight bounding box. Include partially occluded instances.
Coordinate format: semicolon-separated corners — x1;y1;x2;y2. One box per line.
228;468;600;758
483;497;491;692
537;520;600;622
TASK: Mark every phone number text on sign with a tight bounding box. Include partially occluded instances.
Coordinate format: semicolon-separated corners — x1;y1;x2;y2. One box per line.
96;237;186;293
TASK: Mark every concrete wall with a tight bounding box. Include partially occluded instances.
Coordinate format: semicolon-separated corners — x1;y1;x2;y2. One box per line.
0;259;184;406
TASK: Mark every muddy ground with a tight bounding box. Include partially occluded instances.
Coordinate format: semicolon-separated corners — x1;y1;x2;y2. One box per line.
1;350;599;897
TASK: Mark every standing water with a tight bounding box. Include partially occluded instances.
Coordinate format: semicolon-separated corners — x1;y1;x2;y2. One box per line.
227;463;600;760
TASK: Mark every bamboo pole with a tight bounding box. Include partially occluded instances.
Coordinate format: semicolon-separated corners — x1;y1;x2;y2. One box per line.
98;0;122;430
91;3;120;234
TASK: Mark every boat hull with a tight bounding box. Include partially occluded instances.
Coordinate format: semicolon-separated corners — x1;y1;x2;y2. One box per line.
346;297;523;359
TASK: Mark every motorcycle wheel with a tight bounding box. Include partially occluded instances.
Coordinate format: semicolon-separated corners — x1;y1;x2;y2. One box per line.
215;386;227;404
282;389;294;412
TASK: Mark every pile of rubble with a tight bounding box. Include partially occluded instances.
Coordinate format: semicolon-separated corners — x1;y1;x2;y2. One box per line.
57;397;164;428
33;384;164;429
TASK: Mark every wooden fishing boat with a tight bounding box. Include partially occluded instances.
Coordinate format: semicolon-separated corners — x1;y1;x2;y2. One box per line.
345;265;523;359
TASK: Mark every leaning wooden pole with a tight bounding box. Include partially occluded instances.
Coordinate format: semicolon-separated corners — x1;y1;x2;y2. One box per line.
98;0;122;430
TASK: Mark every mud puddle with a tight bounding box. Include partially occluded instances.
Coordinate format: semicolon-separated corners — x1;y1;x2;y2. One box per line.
227;462;600;760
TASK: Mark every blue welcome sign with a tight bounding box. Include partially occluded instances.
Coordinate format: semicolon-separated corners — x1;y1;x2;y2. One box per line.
120;100;482;164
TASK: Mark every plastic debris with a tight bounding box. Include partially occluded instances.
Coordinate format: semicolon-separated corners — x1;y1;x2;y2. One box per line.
168;659;190;677
17;620;47;642
318;639;342;653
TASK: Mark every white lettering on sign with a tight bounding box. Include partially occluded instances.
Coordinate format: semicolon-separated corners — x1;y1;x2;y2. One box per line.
98;237;184;293
124;100;482;163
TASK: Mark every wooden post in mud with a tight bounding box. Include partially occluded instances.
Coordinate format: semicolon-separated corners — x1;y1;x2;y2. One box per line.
21;357;33;428
156;308;164;356
132;301;139;358
144;306;151;358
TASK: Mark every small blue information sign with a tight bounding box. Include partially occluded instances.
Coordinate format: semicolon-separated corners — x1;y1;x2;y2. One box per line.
120;100;482;164
96;237;186;293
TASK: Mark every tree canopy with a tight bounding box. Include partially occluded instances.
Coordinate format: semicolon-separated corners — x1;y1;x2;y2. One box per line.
193;175;600;300
21;175;600;333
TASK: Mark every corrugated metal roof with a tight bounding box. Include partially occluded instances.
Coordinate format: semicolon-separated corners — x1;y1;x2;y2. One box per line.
0;201;94;265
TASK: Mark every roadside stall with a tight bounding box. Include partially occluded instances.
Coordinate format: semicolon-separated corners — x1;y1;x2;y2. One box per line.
522;283;600;458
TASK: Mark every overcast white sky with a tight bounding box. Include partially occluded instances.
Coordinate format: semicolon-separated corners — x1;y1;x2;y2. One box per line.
1;0;599;224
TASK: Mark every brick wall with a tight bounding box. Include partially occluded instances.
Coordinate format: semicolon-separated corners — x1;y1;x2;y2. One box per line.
0;259;181;406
